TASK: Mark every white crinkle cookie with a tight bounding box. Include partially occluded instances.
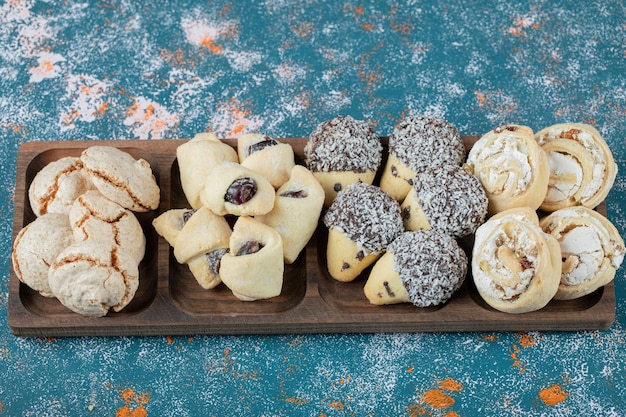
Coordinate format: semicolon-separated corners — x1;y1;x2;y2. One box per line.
28;156;95;217
69;190;146;264
11;213;74;297
48;241;139;317
80;146;160;212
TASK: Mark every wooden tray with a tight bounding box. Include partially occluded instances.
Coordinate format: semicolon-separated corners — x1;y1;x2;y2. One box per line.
8;138;615;337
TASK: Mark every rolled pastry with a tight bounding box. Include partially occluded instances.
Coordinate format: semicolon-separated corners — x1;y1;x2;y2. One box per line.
534;123;617;211
465;124;549;215
176;132;238;208
539;206;624;300
380;115;465;201
200;161;275;216
238;133;295;189
471;207;562;314
304;116;382;206
256;165;325;263
219;216;284;301
364;230;467;306
323;182;403;282
400;165;488;238
152;207;231;289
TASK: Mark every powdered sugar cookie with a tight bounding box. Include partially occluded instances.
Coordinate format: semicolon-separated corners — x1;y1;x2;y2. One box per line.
80;146;160;212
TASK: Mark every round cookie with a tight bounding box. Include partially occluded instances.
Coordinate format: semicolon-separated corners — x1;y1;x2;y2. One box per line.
11;213;74;298
380;115;465;201
364;230;468;306
535;123;617;211
540;206;624;300
28;156;95;217
48;241;139;317
69;190;146;264
471;207;562;314
400;165;488;238
323;182;403;282
465;124;549;215
80;145;160;212
304;116;382;206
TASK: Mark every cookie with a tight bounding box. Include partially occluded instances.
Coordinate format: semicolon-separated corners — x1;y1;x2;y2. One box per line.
540;206;625;300
28;156;95;217
364;230;467;306
400;165;488;238
471;207;562;314
323;182;403;282
199;161;275;217
11;213;74;298
238;133;295;189
380;115;464;201
80;145;160;212
48;241;139;317
176;132;238;208
69;190;146;264
219;216;284;301
465;124;549;215
535;123;617;211
256;165;325;263
304;116;382;206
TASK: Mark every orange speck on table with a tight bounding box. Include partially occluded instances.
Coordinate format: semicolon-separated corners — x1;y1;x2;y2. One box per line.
422;389;455;409
200;36;223;54
438;378;463;392
115;388;150;417
539;383;569;406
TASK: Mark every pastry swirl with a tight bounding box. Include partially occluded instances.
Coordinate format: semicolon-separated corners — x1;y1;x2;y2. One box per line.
466;124;549;214
471;207;562;313
535;123;617;211
539;206;624;300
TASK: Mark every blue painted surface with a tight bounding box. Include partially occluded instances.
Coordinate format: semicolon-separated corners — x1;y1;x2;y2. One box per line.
1;1;625;415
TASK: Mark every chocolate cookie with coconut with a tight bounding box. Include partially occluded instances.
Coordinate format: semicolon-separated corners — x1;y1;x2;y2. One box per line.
380;115;465;201
304;116;382;206
364;230;468;306
400;164;488;239
323;182;403;282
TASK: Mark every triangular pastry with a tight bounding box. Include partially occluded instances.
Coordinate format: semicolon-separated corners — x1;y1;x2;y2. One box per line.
256;165;325;264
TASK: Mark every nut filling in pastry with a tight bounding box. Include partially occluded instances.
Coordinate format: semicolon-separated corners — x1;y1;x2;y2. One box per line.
466;124;549;214
472;208;562;314
540;206;624;300
534;123;617;211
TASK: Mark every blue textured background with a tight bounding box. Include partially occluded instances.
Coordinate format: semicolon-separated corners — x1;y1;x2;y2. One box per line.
1;1;625;415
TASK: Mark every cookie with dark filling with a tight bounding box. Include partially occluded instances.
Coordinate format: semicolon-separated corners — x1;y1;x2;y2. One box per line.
238;133;295;189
